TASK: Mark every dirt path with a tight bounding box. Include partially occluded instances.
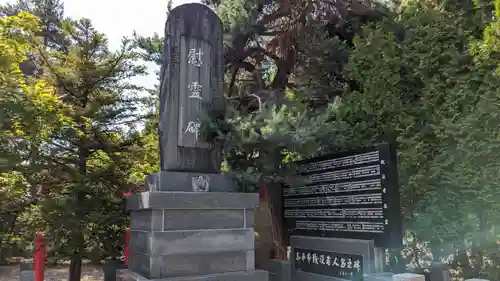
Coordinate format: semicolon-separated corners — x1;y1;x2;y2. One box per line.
0;264;109;281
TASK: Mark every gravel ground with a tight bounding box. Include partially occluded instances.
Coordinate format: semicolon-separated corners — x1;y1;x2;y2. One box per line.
0;264;128;281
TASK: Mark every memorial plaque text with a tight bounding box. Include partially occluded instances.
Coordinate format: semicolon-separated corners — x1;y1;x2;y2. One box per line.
284;142;402;247
294;247;364;281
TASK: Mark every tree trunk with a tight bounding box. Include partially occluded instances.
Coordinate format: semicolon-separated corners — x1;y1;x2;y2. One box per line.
266;183;287;260
68;253;82;281
69;143;87;281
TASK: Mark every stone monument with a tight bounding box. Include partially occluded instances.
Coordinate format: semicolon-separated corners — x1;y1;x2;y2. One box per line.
283;143;405;281
123;3;267;281
159;0;223;175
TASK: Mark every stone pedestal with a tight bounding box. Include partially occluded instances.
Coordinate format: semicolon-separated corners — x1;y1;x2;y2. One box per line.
125;190;267;281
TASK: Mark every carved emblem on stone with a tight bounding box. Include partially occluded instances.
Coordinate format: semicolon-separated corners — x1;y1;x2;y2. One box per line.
192;175;210;192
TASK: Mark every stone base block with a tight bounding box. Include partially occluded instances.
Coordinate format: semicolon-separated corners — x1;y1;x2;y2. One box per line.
129;229;254;256
20;264;34;281
364;272;394;281
146;171;236;192
127;192;259;211
20;270;34;281
130;209;254;232
120;269;269;281
429;262;451;281
392;273;425;281
267;259;291;281
129;250;255;279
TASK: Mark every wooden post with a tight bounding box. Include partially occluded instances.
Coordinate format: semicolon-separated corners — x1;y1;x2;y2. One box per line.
159;3;224;174
124;231;130;265
34;233;45;281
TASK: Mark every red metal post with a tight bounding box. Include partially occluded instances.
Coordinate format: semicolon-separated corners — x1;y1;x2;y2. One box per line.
123;191;133;265
124;231;131;265
34;232;45;281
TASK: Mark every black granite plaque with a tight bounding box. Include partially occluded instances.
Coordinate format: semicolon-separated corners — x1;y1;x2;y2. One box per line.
294;247;363;281
284;142;402;248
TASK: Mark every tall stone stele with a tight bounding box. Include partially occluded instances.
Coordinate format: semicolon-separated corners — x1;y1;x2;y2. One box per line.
123;3;268;281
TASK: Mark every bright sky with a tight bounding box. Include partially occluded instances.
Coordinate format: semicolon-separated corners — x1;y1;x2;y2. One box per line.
1;0;200;92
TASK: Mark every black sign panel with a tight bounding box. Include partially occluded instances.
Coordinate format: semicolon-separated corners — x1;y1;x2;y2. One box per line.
294;248;363;281
283;142;402;248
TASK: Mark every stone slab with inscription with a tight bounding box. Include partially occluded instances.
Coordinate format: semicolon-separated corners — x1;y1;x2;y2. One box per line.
284;142;402;248
159;2;223;174
291;236;375;281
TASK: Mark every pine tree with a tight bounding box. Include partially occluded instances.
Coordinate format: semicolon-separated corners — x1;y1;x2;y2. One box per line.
33;17;147;281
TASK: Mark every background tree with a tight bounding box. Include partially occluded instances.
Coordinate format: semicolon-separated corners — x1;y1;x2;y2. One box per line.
1;0;68;50
321;0;500;278
200;0;388;260
0;11;68;263
27;16;148;280
0;0;69;226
